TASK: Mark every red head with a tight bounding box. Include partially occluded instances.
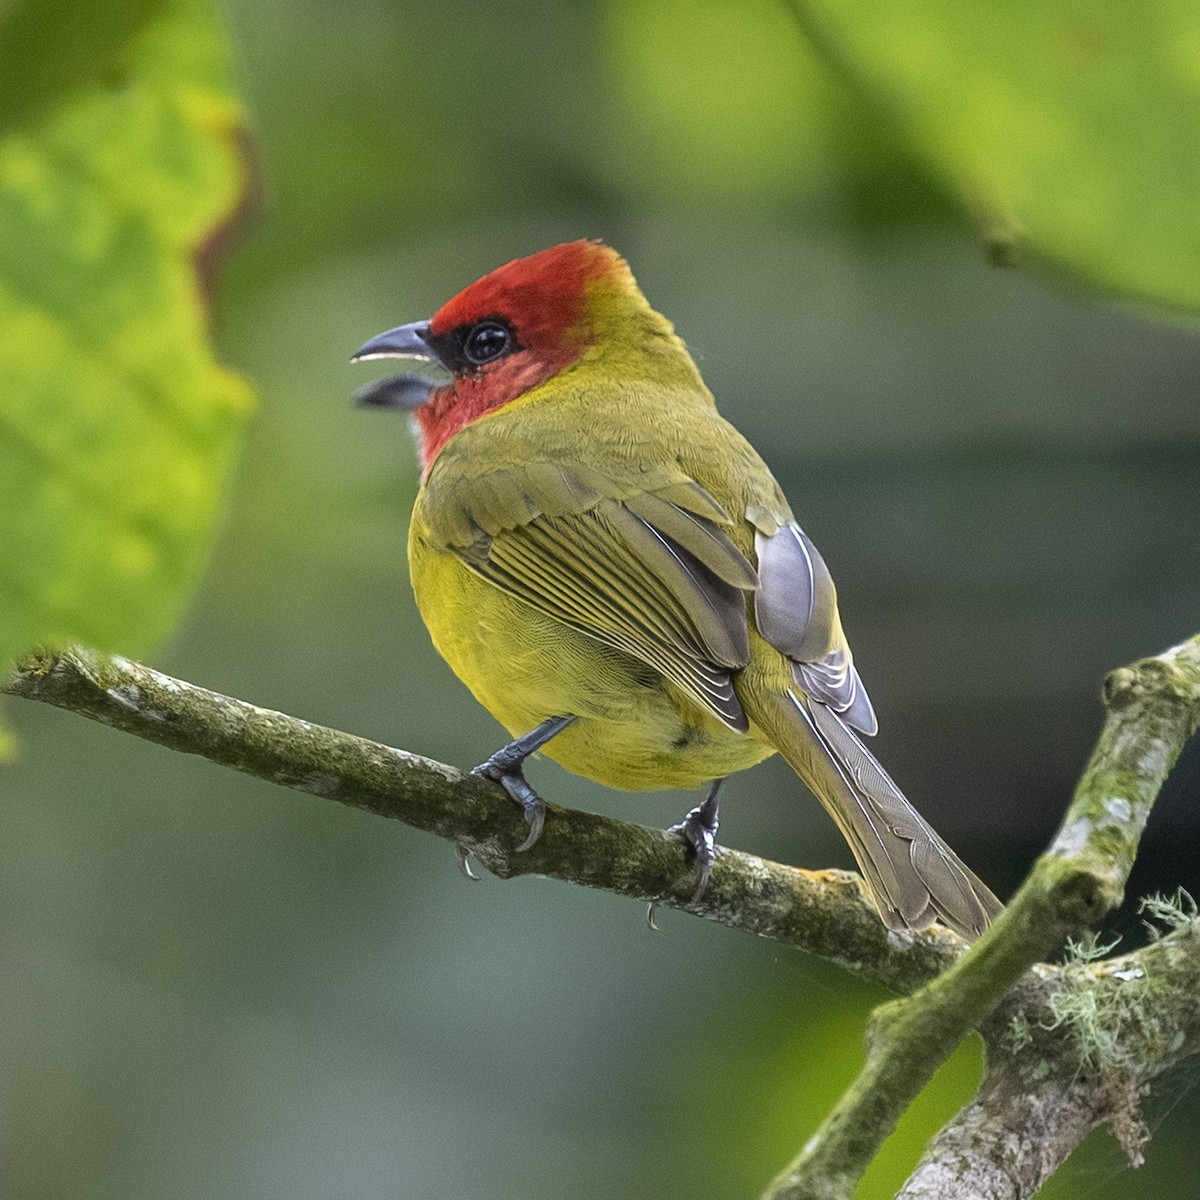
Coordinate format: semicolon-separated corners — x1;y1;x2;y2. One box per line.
353;241;643;471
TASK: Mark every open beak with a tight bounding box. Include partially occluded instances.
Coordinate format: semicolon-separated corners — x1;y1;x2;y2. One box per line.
351;320;434;363
352;320;440;411
352;374;438;411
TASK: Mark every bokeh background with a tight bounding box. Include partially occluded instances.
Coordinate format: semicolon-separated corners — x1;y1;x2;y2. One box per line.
5;1;1200;1196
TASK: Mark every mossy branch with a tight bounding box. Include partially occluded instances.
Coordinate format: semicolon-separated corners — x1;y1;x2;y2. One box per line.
762;633;1200;1200
2;645;963;996
901;908;1200;1198
5;635;1200;1200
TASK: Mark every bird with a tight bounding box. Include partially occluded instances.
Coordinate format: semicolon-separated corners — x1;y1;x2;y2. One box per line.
352;239;1002;939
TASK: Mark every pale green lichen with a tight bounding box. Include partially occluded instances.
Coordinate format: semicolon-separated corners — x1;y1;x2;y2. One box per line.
1003;1008;1033;1055
1140;888;1197;939
1062;929;1121;965
1043;983;1129;1070
1042;941;1172;1074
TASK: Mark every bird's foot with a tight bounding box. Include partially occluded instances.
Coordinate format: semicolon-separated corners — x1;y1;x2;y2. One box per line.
666;783;722;901
647;781;723;928
471;714;575;852
472;758;546;851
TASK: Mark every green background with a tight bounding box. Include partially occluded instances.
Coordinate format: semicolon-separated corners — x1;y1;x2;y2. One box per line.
4;1;1200;1196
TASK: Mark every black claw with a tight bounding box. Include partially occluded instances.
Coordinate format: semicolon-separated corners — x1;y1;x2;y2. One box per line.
511;781;545;852
665;779;723;903
471;715;574;852
454;843;480;880
471;759;546;851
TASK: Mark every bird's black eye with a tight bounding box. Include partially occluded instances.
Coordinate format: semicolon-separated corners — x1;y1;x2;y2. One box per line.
463;320;512;365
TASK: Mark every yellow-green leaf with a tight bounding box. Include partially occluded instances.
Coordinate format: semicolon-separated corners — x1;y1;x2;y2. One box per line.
604;0;835;205
795;0;1200;312
0;0;253;673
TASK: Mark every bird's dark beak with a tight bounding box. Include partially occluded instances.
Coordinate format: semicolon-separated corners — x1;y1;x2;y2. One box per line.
351;320;434;363
352;373;438;411
352;320;441;411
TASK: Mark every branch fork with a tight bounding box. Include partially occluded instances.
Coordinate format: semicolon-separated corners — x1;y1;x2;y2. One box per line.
6;634;1200;1199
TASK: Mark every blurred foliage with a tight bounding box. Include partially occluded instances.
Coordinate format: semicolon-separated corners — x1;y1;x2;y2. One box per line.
0;0;251;678
604;0;957;226
792;0;1200;309
2;0;1200;1198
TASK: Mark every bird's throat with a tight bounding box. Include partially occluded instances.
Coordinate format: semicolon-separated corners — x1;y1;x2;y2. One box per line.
415;347;583;472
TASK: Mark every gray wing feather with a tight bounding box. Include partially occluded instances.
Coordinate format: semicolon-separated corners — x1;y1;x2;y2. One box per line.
754;522;877;735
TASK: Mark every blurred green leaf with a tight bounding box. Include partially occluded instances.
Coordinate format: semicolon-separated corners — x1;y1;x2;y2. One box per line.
604;0;828;204
793;0;1200;311
0;0;253;673
602;0;952;224
0;0;168;133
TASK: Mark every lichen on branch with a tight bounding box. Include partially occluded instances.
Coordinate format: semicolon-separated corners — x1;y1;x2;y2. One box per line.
6;632;1200;1200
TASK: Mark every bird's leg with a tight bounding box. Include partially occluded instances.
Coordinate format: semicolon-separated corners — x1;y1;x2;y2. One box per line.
471;714;576;852
667;778;723;900
648;779;724;927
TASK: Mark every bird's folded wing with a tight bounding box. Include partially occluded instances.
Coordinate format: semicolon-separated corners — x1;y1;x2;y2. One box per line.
753;519;877;735
428;463;759;731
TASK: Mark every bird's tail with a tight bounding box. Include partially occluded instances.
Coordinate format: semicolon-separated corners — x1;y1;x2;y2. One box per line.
745;688;1002;939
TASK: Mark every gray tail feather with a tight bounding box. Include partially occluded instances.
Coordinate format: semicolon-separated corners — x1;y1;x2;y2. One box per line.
780;689;1002;939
